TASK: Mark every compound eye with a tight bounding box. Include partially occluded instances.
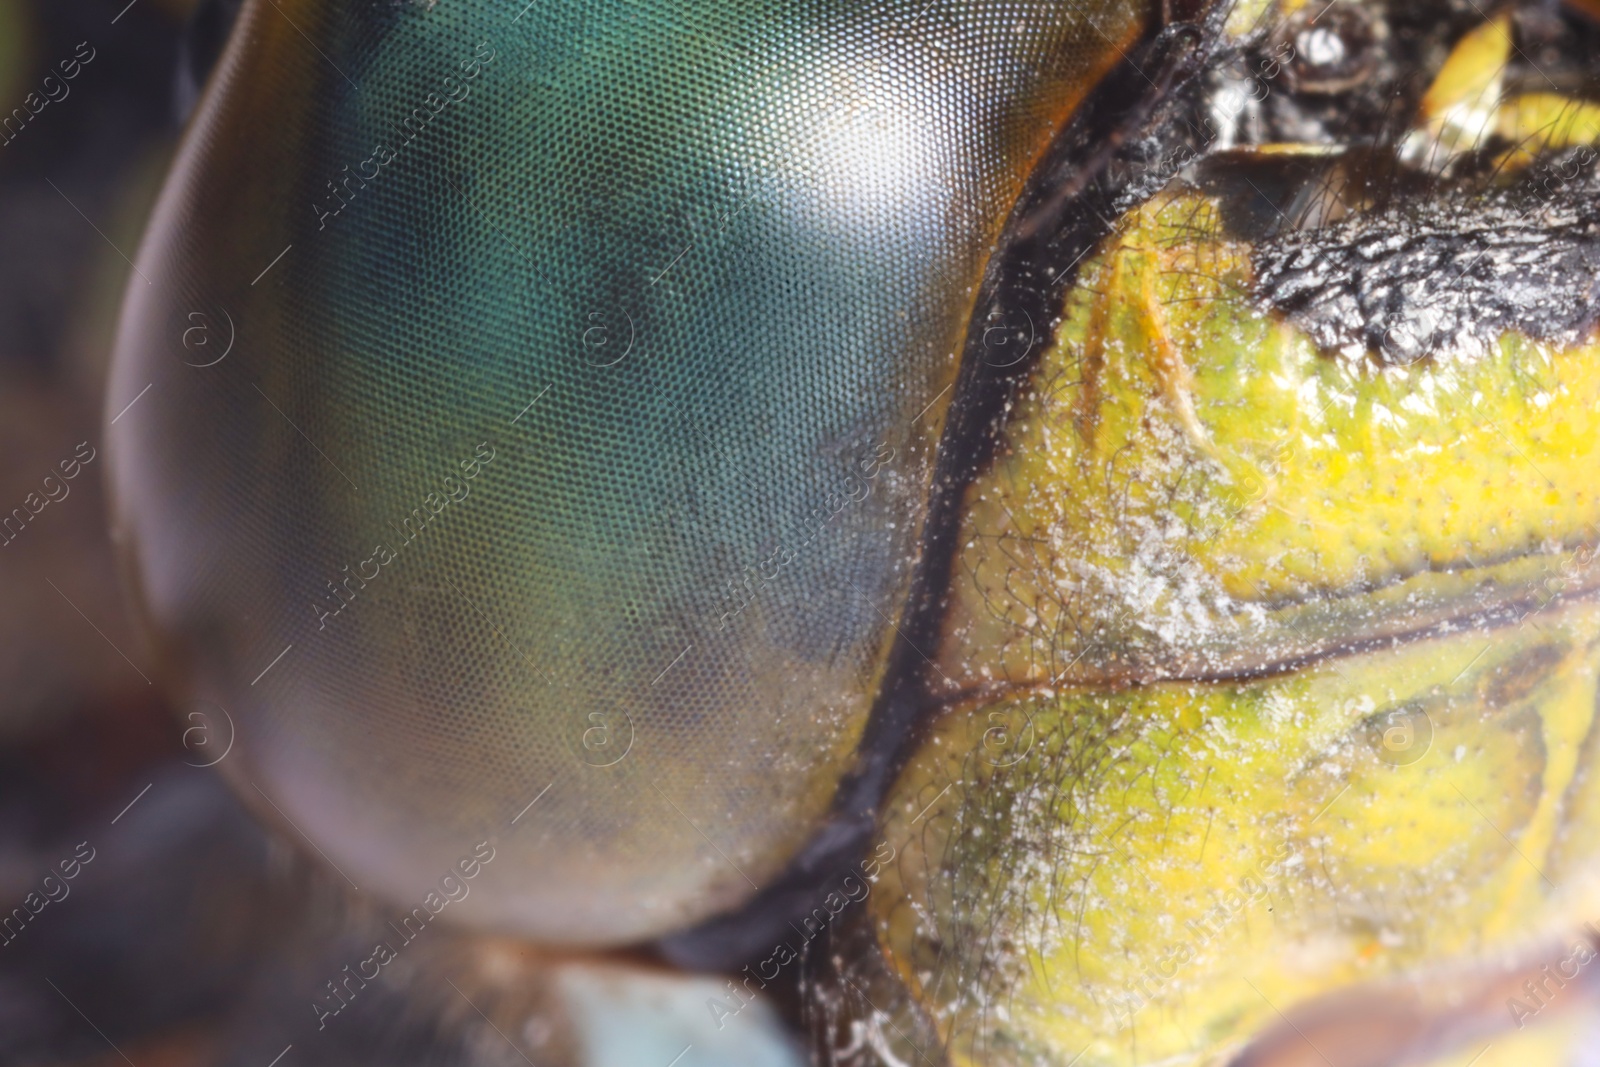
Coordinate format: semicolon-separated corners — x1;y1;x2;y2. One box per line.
1282;2;1379;94
107;0;1148;946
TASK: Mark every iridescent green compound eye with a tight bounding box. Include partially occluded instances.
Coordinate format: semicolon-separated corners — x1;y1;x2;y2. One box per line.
106;0;1147;946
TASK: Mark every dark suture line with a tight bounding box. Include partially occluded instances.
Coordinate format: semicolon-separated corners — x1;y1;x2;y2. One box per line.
656;2;1236;980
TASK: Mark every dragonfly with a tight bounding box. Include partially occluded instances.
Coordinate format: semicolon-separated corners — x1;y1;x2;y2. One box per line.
28;0;1600;1064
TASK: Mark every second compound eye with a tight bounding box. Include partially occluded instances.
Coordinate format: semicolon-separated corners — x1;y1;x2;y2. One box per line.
1282;2;1379;94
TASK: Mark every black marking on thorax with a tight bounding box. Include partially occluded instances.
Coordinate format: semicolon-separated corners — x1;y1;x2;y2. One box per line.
1252;151;1600;364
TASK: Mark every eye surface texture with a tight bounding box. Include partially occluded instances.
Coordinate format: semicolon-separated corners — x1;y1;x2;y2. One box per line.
106;0;1146;944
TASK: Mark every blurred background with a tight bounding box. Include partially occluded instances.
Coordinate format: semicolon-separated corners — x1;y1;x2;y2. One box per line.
0;0;186;734
0;5;311;1065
